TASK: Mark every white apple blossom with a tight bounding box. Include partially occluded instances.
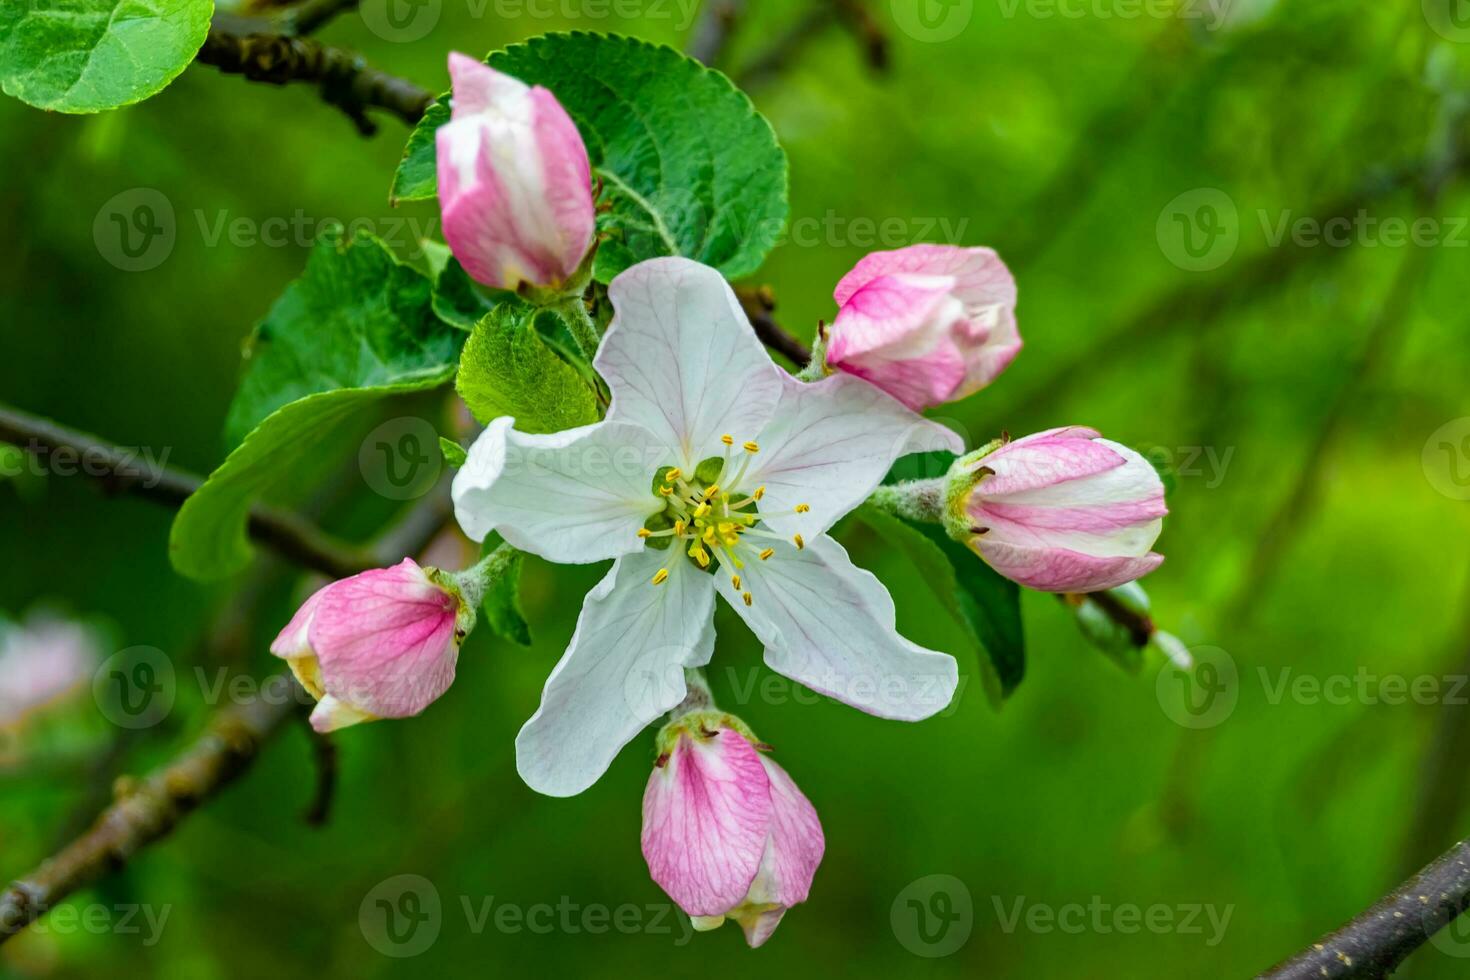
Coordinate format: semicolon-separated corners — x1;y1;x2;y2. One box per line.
452;257;963;796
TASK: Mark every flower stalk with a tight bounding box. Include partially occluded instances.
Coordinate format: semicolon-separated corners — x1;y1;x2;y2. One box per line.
866;478;946;524
552;293;604;362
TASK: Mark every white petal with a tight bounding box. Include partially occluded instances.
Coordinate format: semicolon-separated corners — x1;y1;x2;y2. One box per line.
599;258;783;468
717;535;957;721
744;373;963;536
452;416;670;564
516;548;718;796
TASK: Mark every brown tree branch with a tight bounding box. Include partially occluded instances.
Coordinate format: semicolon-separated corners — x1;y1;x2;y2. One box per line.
736;0;886;89
0;488;458;944
0;404;373;580
688;0;747;67
735;284;813;367
279;0;361;35
196;18;433;136
301;721;339;827
1257;838;1470;979
0;681;301;943
1061;589;1156;647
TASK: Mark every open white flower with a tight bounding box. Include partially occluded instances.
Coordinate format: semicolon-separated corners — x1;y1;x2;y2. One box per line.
453;257;963;796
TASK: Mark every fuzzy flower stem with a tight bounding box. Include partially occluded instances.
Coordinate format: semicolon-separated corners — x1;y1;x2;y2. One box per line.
867;478;947;524
670;668;715;720
441;542;518;614
553;295;604;362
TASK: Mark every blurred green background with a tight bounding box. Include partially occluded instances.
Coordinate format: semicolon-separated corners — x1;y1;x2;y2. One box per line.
5;0;1470;976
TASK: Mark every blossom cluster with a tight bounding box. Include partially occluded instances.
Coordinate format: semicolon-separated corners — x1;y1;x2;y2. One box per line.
271;54;1168;947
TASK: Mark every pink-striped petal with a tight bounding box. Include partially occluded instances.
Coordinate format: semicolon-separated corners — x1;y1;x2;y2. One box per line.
436;53;594;290
642;729;774;917
308;559;459;720
834;243;1017;311
750;754;824;909
975;540;1165;593
827;245;1021;409
447;51;523;119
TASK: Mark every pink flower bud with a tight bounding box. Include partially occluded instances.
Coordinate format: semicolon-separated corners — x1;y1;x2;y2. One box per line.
0;617;99;728
436;52;596;292
956;427;1166;593
826;244;1020;410
270;559;464;733
641;720;824;947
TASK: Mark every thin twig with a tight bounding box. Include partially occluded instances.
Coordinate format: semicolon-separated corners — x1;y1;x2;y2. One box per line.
280;0;360;35
1398;568;1470;879
688;0;747;67
196;19;433;136
735;285;813;367
0;497;459;943
1063;590;1155;647
735;5;840;88
831;0;889;74
0;404;373;580
1257;838;1470;979
301;722;339;827
0;682;301;943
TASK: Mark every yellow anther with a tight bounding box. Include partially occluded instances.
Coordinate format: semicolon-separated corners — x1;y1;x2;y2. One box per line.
753;486;766;501
673;519;687;535
721;434;734;446
665;468;682;482
704;484;721;499
793;534;805;550
637;528;652;539
794;503;810;513
652;569;669;585
658;484;673;497
722;534;740;547
759;548;775;561
742;592;753;606
703;527;717;544
695;551;711;568
743;441;760;453
694;502;711;519
731;575;742;590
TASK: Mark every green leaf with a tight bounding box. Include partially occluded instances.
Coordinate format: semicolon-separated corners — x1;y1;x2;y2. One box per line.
431;255;503;331
391;33;788;281
480;535;530;647
170;379;450;582
391;97;449;204
855;505;1025;707
225;230;464;446
0;0;212;113
439;436;468;469
456;303;599;434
